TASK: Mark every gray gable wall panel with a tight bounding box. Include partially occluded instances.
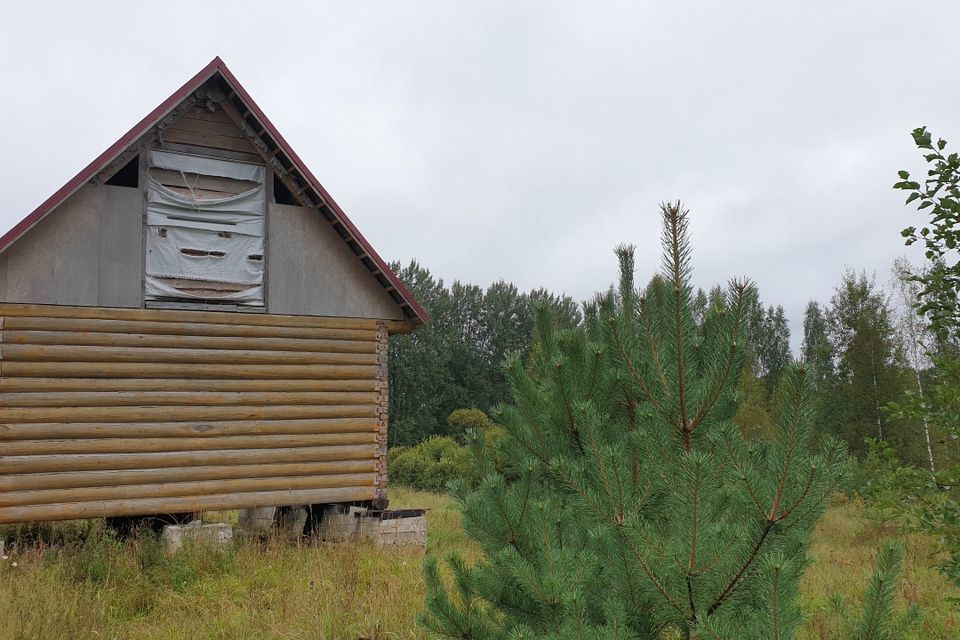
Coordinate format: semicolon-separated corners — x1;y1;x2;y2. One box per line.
267;203;403;320
1;184;143;308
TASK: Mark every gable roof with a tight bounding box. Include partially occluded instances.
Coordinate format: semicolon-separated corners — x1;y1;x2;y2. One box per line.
0;57;427;327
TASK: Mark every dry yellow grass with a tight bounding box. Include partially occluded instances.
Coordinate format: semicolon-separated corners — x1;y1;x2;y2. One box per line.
0;489;955;640
798;495;958;640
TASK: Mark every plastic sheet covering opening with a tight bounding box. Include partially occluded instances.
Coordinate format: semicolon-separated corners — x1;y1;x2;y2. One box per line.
145;150;266;305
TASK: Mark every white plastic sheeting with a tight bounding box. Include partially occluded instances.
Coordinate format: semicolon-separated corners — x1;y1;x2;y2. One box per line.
145;151;265;305
146;182;265;236
149;150;265;183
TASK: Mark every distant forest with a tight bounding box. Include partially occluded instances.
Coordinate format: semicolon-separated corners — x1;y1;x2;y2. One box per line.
387;256;958;472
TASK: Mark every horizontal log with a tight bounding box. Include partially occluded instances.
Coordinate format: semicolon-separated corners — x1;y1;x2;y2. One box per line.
1;403;375;424
0;316;377;341
0;431;375;456
0;472;377;507
0;459;376;492
0;362;376;380
0;443;378;473
0;377;375;393
0;303;383;330
0;344;377;366
0;485;376;524
2;331;376;354
0;417;377;441
0;390;375;408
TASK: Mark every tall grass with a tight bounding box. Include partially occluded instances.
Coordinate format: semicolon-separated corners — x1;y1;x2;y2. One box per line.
0;489;955;639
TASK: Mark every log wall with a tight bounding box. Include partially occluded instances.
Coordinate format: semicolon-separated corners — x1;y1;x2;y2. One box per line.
0;303;388;524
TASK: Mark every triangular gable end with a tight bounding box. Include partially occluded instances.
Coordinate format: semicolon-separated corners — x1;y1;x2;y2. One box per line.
0;57;427;328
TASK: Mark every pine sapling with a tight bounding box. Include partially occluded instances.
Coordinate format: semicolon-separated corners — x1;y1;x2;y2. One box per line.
421;201;910;639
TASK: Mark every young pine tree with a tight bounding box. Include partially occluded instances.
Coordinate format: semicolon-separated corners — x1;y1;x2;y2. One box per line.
422;202;901;639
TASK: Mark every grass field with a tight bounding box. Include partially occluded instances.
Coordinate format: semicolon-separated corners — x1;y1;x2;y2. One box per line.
0;488;956;639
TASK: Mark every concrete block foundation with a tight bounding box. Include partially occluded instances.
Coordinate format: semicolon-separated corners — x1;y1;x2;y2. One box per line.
161;520;233;553
237;506;277;534
315;506;426;547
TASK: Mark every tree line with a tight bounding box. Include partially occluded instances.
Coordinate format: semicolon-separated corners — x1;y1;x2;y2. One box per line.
388;259;958;473
387;260;580;446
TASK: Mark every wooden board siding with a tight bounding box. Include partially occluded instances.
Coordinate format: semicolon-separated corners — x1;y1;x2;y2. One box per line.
160;104;261;162
0;304;385;524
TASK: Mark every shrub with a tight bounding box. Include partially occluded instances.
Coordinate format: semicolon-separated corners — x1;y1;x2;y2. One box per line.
444;408;496;442
388;436;474;493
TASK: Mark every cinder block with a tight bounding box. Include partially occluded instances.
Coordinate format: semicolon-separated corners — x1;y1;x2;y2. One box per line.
312;506;427;547
161;520;232;554
317;505;363;541
238;506;277;534
358;511;426;547
276;505;308;539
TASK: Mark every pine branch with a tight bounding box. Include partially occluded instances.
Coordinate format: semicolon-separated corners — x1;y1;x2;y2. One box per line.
721;428;768;518
577;406;624;523
612;529;645;624
777;465;817;521
616;243;637;314
855;543;911;640
555;361;585;454
768;560;787;640
688;280;750;434
661;201;694;449
627;542;687;615
706;520;775;616
608;316;669;418
769;382;807;521
687;457;704;575
691;535;740;577
491;485;522;550
639;293;674;401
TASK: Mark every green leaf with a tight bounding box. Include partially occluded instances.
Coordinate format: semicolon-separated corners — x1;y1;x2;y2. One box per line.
898;170;910;180
905;193;921;205
893;181;921;190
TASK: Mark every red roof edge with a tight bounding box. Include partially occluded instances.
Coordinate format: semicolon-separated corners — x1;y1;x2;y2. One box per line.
0;57;221;255
215;60;429;326
0;57;427;327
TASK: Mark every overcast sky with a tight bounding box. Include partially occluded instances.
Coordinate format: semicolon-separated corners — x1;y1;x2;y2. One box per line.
2;1;955;351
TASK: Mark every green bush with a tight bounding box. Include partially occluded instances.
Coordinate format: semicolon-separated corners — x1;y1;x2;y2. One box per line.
444;408;496;441
388;436;473;493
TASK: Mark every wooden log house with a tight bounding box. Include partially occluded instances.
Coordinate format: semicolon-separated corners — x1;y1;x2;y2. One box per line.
0;58;427;524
